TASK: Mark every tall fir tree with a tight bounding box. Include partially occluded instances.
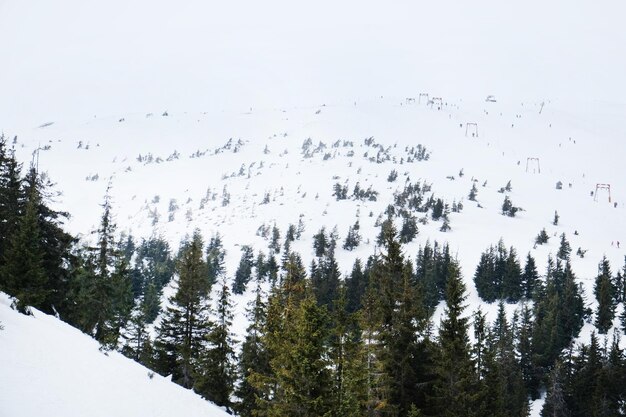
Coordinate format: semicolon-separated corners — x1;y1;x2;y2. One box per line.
235;281;270;417
594;256;616;334
197;277;236;411
154;230;211;389
0;171;48;313
432;262;478;417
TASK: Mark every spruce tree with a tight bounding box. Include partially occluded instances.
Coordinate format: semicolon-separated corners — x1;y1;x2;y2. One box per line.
594;256;616;334
432;262;478;417
557;233;571;261
206;233;226;287
154;230;211;389
328;283;368;417
541;362;570;417
235;281;269;417
0;138;22;272
233;245;255;294
256;264;333;417
522;253;538;299
468;182;478;201
0;175;48;313
197;277;236;411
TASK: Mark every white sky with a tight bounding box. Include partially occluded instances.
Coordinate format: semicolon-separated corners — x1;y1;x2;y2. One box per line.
1;0;625;127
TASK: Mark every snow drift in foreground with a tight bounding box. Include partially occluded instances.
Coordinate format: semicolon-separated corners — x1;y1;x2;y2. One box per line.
0;292;229;417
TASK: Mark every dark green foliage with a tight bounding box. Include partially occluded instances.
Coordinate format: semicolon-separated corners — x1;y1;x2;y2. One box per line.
473;240;523;302
333;182;349;200
270;225;281;254
468;182;478;201
0;173;48;313
400;215;418;243
345;258;368;313
522;253;538;299
557;233;571;261
531;259;586;387
252;262;333;417
311;247;340;310
233;245;255;294
343;220;361;251
121;296;153;365
131;235;175;321
502;195;518;217
64;194;133;348
376;218;394;246
594;256;616;334
0;136;22;266
205;233;225;287
196;278;236;411
541;362;570;417
361;221;432;416
432;262;478;417
235;282;270;417
535;228;550;245
553;210;559;226
542;332;626;417
387;169;398;182
480;302;528;417
154;231;211;389
313;227;329;258
415;241;455;312
431;198;444;221
328;284;368;417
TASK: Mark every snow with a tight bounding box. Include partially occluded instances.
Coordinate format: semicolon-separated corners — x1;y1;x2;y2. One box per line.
0;292;231;417
1;1;626;415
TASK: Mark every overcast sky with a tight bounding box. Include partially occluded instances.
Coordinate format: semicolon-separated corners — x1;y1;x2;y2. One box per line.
1;0;625;127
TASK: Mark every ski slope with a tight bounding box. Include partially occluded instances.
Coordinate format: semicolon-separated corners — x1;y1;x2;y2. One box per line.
0;292;231;417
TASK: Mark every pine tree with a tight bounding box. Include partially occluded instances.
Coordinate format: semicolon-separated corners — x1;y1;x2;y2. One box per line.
502;195;518;217
197;278;236;411
541;362;570;417
235;281;270;417
328;283;368;417
154;230;211;389
313;227;329;257
345;258;367;314
312;247;340;309
468;183;478;201
535;228;550;245
432;262;478;417
206;233;225;287
255;264;333;417
344;220;362;251
502;247;523;302
0;173;48;313
557;233;571;261
522;253;538;299
594;256;616;334
481;302;528;417
121;295;152;365
270;224;281;254
0;138;22;273
399;215;418;243
233;245;255;294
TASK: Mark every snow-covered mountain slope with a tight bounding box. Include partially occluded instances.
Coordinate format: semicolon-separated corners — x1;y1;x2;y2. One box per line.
8;95;626;340
0;292;231;417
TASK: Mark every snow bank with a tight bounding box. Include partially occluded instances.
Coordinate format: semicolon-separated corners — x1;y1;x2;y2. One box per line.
0;292;229;417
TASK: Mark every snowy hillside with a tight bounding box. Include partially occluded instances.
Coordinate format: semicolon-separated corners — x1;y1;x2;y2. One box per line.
0;292;231;417
1;1;626;416
9;96;626;329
